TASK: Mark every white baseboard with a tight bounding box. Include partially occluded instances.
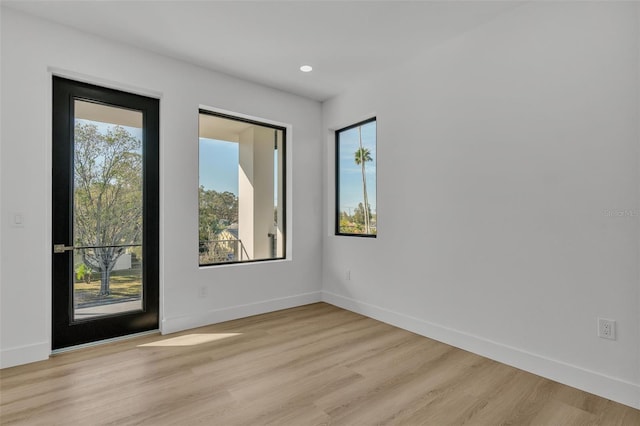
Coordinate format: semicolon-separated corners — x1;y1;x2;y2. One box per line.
1;292;322;369
0;341;50;369
322;291;640;410
162;291;322;335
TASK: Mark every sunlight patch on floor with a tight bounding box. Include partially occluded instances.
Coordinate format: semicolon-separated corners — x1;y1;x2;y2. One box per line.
138;333;241;347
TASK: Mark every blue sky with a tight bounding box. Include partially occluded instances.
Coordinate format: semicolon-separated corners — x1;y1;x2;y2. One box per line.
338;120;377;215
199;138;239;194
81;119;374;214
76;118;143;140
75;118;143;158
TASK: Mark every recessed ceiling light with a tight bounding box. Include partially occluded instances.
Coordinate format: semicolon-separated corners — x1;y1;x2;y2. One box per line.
300;65;313;73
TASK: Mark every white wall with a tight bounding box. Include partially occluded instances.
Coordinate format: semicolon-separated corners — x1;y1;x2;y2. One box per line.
2;0;639;411
0;8;323;368
322;1;640;409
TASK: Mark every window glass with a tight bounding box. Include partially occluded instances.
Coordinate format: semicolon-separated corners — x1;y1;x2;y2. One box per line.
336;118;377;237
199;111;285;265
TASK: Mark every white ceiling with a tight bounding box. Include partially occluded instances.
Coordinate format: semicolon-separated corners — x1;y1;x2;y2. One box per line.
2;0;521;101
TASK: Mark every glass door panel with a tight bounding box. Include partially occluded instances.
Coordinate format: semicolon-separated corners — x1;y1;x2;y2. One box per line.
73;246;143;320
72;100;144;321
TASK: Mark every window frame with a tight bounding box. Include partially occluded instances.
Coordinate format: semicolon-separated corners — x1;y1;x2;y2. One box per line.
198;108;287;266
335;117;377;238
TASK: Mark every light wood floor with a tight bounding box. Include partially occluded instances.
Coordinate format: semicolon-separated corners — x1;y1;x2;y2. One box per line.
1;303;638;425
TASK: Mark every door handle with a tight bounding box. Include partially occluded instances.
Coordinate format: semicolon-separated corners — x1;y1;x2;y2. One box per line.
53;244;74;254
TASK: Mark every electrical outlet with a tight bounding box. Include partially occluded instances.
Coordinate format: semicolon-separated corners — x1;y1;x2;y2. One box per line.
598;318;616;340
346;270;351;281
198;286;208;299
11;212;25;228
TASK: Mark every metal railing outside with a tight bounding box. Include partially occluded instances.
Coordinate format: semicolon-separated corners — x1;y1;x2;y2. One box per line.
199;239;250;264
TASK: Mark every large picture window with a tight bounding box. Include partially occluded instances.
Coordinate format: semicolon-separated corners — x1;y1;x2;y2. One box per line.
336;117;377;237
199;110;285;265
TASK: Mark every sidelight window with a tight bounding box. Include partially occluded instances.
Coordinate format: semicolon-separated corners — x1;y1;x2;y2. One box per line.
336;118;377;237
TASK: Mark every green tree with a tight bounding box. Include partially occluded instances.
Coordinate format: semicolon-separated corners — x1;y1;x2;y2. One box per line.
199;186;221;242
354;129;373;234
353;202;373;226
212;191;238;224
353;203;364;225
74;122;142;296
198;187;238;242
75;263;93;284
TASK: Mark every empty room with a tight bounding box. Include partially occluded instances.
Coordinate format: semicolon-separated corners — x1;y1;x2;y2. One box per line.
1;0;639;424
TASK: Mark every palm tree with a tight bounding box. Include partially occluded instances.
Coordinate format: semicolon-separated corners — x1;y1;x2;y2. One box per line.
354;126;373;234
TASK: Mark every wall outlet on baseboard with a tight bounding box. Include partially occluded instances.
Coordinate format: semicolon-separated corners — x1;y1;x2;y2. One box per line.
597;317;616;340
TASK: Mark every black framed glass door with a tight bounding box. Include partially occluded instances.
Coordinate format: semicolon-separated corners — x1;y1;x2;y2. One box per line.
52;76;159;350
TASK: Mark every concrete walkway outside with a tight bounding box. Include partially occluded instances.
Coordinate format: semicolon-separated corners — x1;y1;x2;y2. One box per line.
75;300;143;319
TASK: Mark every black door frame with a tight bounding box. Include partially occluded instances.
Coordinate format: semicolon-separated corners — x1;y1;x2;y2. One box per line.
52;76;159;350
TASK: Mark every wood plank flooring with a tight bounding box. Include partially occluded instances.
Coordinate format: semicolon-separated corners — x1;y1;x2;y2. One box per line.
1;303;639;425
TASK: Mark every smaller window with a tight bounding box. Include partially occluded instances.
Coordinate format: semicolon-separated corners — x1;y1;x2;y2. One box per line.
336;118;377;237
